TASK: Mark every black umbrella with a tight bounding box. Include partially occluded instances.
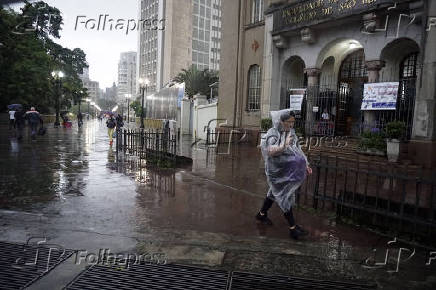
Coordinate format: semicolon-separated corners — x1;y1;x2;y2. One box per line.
8;104;22;110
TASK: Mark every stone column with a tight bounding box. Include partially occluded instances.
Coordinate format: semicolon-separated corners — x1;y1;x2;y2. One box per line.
304;68;321;135
193;94;207;139
180;97;191;135
261;13;274;120
262;13;283;118
364;60;385;128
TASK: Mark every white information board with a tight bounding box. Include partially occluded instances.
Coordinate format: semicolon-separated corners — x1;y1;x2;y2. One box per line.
289;89;306;111
361;82;399;110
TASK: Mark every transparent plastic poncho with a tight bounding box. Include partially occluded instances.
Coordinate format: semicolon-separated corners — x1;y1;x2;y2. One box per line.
260;110;308;212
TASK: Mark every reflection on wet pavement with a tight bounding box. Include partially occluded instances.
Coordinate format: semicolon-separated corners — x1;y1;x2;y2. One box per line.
1;122;435;289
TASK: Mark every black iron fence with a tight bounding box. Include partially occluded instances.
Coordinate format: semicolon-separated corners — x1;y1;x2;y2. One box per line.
290;78;416;139
205;128;245;146
300;154;436;244
116;128;177;167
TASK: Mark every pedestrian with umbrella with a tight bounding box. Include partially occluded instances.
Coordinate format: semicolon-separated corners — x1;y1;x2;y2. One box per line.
7;104;21;130
25;107;43;140
106;113;116;146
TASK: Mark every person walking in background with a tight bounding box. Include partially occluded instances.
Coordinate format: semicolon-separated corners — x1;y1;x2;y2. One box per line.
257;110;312;240
8;109;16;130
14;108;25;140
106;115;116;146
77;112;83;128
25;107;42;140
116;114;124;129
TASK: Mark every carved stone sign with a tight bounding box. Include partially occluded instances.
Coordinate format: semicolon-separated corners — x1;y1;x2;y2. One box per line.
273;0;402;34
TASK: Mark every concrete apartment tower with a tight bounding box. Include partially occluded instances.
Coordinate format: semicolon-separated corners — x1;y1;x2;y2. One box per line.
117;52;137;102
79;67;100;101
137;0;222;94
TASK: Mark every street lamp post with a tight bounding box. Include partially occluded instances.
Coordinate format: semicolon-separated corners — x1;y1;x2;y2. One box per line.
138;78;150;129
84;98;91;120
51;70;64;128
78;90;83;114
90;102;95;118
125;94;131;125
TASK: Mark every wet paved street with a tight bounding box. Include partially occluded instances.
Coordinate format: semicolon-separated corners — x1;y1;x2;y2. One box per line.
1;121;435;289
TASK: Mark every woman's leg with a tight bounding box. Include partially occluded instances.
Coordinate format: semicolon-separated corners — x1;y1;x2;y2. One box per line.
284;207;308;240
284;207;296;227
255;191;274;225
108;128;114;144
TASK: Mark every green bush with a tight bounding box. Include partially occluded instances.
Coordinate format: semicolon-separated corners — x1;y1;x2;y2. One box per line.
358;129;386;152
261;118;272;131
385;121;406;140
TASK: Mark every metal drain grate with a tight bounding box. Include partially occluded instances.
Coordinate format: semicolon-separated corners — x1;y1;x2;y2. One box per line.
0;241;74;290
65;263;378;290
229;272;377;290
65;263;230;290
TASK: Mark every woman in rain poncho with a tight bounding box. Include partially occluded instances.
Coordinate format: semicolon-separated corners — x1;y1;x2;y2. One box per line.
256;110;312;240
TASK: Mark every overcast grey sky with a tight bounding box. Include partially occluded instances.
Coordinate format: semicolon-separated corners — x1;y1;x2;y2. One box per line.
12;0;138;89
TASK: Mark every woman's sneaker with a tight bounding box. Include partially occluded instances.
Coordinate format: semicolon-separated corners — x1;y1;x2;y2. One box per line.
295;225;308;235
289;226;308;240
255;212;273;225
289;228;302;240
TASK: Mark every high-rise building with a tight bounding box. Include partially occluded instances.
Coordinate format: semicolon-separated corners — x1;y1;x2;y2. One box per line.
117;52;137;101
137;0;222;93
79;68;100;101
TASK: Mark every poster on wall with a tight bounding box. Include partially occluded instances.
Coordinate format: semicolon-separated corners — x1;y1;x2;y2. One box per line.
361;82;399;110
289;88;306;112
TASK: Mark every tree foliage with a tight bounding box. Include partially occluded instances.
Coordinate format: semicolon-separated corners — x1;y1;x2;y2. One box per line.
130;100;142;116
0;1;88;113
173;65;218;98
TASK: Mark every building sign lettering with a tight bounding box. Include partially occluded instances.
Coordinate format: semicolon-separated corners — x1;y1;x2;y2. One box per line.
274;0;394;33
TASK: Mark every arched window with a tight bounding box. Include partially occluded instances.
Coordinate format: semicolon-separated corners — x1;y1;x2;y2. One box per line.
400;52;418;79
247;65;261;111
340;49;367;80
251;0;264;23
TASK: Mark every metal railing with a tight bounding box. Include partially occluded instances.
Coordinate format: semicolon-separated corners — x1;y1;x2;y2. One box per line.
299;154;436;244
116;128;177;167
205;128;245;146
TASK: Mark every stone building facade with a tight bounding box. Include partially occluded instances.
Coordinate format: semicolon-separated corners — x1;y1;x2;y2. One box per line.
218;0;436;167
